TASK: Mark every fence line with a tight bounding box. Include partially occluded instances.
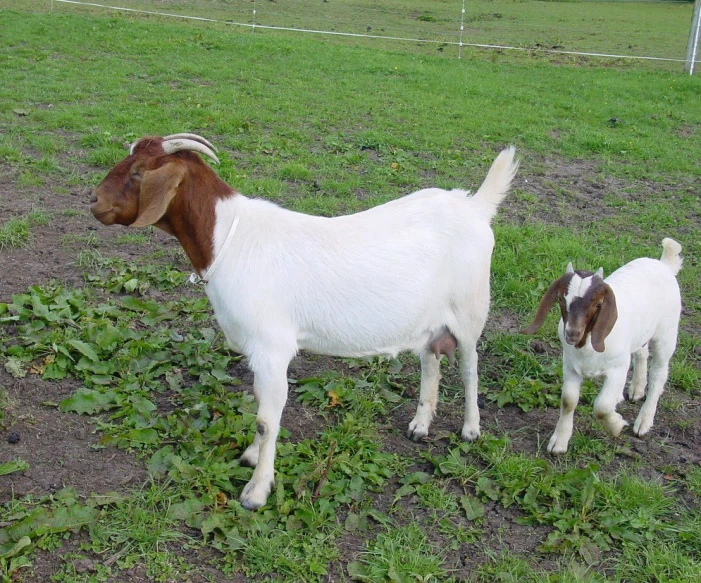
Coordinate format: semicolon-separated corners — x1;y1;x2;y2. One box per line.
53;0;697;65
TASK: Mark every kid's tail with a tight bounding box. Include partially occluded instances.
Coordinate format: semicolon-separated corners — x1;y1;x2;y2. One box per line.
660;237;683;276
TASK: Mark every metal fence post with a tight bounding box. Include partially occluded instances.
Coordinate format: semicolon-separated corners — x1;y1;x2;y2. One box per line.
686;0;701;74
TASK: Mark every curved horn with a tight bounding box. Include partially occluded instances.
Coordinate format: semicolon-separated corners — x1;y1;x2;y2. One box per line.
162;138;220;165
162;133;218;153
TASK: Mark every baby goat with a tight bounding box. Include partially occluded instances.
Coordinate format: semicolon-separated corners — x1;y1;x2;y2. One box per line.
91;133;518;509
523;239;683;453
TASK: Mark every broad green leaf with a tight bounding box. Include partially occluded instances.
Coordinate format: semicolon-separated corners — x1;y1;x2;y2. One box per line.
122;428;159;445
460;495;485;521
0;459;29;476
67;339;100;362
0;536;31;560
59;388;118;414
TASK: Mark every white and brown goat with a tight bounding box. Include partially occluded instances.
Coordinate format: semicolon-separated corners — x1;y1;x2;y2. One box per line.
523;238;683;453
91;134;519;509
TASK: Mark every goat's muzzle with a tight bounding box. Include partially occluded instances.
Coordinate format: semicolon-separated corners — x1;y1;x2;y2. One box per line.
564;327;585;347
90;194;115;224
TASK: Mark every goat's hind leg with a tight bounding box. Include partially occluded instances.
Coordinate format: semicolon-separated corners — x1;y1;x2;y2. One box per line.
634;336;675;437
408;350;441;441
627;344;649;402
459;339;481;442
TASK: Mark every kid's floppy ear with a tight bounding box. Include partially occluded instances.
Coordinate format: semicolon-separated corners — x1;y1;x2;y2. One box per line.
590;284;617;353
131;163;186;228
522;275;570;335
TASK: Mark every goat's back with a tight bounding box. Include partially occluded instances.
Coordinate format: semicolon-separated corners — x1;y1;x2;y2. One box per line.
605;257;682;349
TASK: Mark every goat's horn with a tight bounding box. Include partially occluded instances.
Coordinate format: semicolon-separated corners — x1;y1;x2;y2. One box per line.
162;138;220;165
162;133;218;153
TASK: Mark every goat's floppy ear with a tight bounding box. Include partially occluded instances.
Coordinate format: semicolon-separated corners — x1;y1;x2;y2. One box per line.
595;267;604;279
590;284;617;353
522;275;569;335
131;163;186;228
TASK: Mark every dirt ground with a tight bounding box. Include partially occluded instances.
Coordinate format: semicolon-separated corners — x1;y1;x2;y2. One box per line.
0;156;699;581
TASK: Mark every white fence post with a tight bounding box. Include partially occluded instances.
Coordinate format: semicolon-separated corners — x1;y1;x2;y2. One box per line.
686;0;701;74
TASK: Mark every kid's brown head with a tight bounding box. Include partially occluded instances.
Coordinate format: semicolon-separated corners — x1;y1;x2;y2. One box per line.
522;263;618;353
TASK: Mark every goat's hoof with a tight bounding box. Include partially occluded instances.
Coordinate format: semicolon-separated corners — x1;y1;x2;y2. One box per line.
633;417;652;437
608;418;629;438
407;420;429;442
626;386;646;402
547;437;569;455
461;427;480;442
240;479;273;511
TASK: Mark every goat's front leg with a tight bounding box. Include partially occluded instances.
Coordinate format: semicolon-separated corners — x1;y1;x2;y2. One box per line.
627;344;649;402
460;341;480;441
593;367;629;438
240;357;290;510
548;365;583;454
408;350;441;441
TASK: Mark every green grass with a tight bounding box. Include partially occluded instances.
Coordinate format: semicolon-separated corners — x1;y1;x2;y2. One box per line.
0;211;51;250
46;0;696;62
0;1;699;581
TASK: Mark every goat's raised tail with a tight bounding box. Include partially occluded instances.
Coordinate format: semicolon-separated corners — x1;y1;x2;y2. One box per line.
660;237;683;276
470;146;519;222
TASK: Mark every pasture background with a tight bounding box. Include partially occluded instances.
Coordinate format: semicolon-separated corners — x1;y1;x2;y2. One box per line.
0;1;700;581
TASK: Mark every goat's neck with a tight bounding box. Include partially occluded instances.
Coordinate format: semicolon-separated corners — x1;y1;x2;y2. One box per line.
159;181;236;276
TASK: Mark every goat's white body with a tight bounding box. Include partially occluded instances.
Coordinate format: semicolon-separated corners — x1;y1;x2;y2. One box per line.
201;148;518;508
207;189;493;362
550;248;682;454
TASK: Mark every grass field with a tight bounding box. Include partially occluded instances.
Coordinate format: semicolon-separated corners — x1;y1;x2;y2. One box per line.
0;1;700;581
49;0;696;62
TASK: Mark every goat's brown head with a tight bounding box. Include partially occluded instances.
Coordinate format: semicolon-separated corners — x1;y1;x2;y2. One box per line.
90;133;220;229
90;133;232;274
522;263;618;353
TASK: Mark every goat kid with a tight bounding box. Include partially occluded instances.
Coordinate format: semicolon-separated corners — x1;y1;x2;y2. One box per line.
523;238;683;454
91;134;519;509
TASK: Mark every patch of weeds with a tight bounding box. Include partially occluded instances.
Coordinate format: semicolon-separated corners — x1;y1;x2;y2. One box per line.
567;432;617;464
475;550;602;582
348;523;446;582
0;211;51;250
76;249;104;269
429;436;681;562
686;465;701;497
83;256;189;294
294;357;405;420
411;481;482;550
238;527;339;580
115;231;151;246
0;387;9;429
615;538;701;582
0;489;100;581
60;232;99;248
87;480;189;579
483;335;561;411
60;208;82;217
0;218;28;249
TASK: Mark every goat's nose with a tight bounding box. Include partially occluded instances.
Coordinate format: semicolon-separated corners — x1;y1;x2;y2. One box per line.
89;193;98;204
